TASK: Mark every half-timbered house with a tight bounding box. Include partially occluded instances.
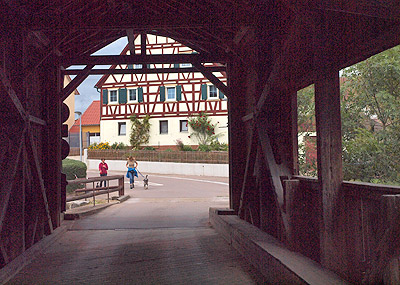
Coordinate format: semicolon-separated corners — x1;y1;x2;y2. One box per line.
95;34;228;149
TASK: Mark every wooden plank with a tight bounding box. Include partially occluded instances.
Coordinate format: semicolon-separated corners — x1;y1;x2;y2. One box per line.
28;115;46;126
60;64;94;100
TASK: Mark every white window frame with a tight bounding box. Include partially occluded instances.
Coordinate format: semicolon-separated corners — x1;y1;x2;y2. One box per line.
128;88;138;103
180;120;188;132
208;85;218;100
166;87;176;101
109;90;118;104
118;122;126;136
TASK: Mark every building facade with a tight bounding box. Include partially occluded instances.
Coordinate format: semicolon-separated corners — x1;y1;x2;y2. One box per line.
95;34;228;149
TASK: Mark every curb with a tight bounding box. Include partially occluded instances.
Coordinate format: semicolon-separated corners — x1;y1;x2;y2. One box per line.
64;196;130;220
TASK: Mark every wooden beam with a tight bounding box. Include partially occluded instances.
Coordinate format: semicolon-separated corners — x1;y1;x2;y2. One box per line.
192;62;229;96
63;66;226;75
64;54;227;66
60;64;94;101
126;29;136;55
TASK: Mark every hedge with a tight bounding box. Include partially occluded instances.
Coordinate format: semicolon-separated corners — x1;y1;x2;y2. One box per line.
62;158;87;194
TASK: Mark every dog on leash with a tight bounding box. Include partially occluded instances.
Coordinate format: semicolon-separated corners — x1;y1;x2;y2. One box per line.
143;175;149;190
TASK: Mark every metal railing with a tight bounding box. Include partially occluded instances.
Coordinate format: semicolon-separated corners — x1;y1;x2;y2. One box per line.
66;175;124;206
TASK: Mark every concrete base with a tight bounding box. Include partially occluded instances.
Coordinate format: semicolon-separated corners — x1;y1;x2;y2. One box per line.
209;208;349;285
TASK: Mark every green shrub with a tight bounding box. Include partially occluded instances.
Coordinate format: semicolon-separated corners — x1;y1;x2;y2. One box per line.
143;146;156;151
111;142;127;149
62;158;87;194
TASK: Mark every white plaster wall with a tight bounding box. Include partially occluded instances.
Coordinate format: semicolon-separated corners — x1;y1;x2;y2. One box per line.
101;115;228;146
86;158;228;177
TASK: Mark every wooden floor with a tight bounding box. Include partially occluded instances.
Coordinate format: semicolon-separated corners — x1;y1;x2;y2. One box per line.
6;227;265;284
6;173;266;284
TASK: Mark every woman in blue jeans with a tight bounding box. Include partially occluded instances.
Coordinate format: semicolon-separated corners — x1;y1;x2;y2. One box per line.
126;156;138;189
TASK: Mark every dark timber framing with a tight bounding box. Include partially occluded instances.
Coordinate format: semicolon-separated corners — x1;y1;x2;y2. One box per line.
2;1;400;283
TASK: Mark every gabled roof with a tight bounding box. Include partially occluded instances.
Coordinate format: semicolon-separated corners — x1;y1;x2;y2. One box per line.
70;100;100;133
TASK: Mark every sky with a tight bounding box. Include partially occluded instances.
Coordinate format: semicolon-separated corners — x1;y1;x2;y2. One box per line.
72;37;128;114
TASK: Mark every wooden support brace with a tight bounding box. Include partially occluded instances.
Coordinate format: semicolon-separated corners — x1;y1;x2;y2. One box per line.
192;62;229;96
126;29;136;55
238;122;258;217
0;128;26;234
0;66;28;121
26;128;53;233
60;64;94;101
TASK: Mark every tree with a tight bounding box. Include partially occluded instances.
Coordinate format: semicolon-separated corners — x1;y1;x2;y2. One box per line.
188;112;221;145
129;115;151;149
341;45;400;184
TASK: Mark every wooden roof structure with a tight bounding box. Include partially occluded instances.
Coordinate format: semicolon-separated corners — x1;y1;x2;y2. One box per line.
1;1;400;283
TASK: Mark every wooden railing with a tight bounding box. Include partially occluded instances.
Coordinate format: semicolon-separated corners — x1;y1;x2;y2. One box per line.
87;149;229;164
285;176;400;283
66;175;124;206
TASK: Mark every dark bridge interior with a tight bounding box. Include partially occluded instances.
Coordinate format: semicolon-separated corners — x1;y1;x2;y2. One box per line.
1;1;400;283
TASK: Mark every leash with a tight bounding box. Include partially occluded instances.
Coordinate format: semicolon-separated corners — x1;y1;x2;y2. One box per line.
136;168;146;178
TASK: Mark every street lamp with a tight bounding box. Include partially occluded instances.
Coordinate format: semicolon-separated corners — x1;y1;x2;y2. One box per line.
75;111;82;161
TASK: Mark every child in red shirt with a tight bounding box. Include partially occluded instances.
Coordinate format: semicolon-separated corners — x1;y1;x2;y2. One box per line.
99;158;108;187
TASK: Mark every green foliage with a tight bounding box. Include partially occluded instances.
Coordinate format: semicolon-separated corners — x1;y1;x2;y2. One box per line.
130;115;151;149
341;46;400;185
198;141;228;152
297;85;315;133
62;158;87;194
111;142;127;149
143;146;156;151
188;112;222;145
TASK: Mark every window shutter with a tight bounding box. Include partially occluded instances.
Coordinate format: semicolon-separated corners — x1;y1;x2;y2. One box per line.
219;89;224;99
102;89;108;104
160;86;165;102
174;63;179;69
176;85;182;101
147;64;151;69
138;87;144;102
119;88;127;104
201;84;207;100
128;64;133;69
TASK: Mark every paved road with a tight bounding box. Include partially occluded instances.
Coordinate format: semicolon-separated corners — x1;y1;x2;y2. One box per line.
8;171;266;284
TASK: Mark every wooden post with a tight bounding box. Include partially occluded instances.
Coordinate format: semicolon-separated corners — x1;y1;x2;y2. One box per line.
315;69;343;271
227;59;247;212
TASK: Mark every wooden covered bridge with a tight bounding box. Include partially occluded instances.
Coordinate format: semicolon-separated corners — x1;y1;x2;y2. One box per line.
1;1;400;283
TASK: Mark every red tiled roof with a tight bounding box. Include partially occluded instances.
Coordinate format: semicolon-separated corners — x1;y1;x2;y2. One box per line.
70;100;100;132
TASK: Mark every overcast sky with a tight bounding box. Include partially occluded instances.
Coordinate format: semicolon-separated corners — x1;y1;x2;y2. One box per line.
73;37;128;114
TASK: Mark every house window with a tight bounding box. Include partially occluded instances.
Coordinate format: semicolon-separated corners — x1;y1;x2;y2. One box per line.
134;64;142;69
209;85;218;99
128;89;137;102
167;87;176;101
180;63;192;68
180;120;188;132
160;120;168;134
109;90;118;103
118;122;126;136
